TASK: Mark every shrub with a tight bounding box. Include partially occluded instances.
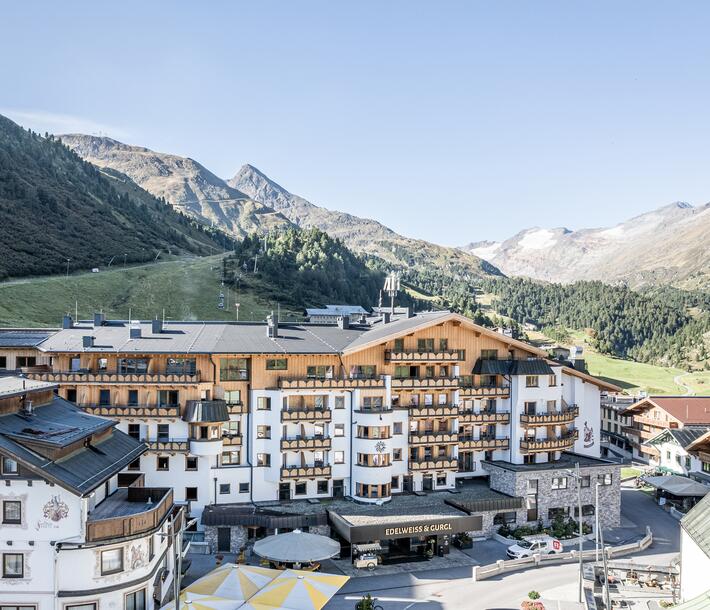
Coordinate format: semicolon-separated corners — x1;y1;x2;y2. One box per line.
356;594;374;610
528;591;541;600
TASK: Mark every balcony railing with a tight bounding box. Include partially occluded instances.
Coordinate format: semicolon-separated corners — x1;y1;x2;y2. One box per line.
80;404;181;418
409;432;458;445
406;403;459;417
520;430;578;452
409;458;458;471
458;381;511;397
458;409;511;424
145;439;190;453
280;408;332;422
354;405;391;413
391;377;460;389
222;434;243;446
520;405;579;426
280;465;332;479
280;436;332;450
458;436;509;450
86;487;173;542
226;401;248;415
278;376;385;390
29;370;201;384
385;349;465;362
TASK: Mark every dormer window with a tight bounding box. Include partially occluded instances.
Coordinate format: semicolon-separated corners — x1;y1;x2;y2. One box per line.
1;457;18;476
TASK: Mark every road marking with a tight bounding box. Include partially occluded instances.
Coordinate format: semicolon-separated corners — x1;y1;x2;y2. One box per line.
343;596;426;603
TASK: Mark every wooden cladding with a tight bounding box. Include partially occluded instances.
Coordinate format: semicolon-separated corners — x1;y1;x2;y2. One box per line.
30;371;201;384
392;377;459;389
520;430;578;453
280;437;332;450
145;439;189;453
280;409;332;422
458;436;509;450
385;350;464;362
409;432;458;445
458;410;510;424
86;487;173;542
520;405;579;426
280;465;332;479
407;404;459;418
278;377;385;390
459;384;511;398
409;458;458;471
80;404;181;418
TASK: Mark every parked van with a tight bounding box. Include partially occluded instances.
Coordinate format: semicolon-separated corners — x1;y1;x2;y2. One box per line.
506;534;563;559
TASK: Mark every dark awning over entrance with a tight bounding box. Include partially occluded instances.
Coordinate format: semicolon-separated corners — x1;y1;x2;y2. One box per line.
202;504;327;529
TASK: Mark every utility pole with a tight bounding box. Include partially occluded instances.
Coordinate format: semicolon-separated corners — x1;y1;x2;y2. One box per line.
597;481;611;610
595;482;600;563
65;258;71;279
566;464;584;604
161;510;196;610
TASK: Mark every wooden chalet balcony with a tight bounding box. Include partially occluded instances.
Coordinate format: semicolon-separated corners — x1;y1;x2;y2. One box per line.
280;436;332;450
409;457;458;471
406;404;459;418
520;430;578;453
385;349;465;362
409;432;458;445
280;408;332;422
145;438;190;453
278;376;385;390
458;436;509;450
633;415;669;429
226;401;248;415
86;487;173;542
520;405;579;426
458;381;511;398
280;465;332;479
391;376;460;389
80;404;181;418
458;409;511;424
354;404;392;414
30;370;201;384
222;434;243;447
696;450;710;464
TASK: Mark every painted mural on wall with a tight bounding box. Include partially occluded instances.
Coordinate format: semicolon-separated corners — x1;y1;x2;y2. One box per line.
583;421;595;449
36;495;69;530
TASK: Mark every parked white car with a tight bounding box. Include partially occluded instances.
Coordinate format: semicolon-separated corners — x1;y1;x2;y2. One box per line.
506;534;563;559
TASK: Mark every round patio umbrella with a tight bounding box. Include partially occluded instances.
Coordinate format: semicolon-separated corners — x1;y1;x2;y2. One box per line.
160;592;244;610
243;569;350;610
252;530;341;564
184;563;281;600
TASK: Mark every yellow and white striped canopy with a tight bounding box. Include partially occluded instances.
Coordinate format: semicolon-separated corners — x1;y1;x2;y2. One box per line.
161;592;245;610
185;564;281;601
245;569;350;610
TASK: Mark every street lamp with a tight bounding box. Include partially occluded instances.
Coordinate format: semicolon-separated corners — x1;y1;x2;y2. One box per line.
157;511;197;610
65;258;71;279
565;463;584;604
596;481;611;610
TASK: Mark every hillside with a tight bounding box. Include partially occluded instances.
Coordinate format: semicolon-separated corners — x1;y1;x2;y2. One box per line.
58;134;293;237
0;116;233;279
230;164;500;281
464;202;710;288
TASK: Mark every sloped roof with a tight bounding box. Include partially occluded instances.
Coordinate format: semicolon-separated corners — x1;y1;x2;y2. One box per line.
681;491;710;559
646;426;710;449
643;475;709;497
626;397;710;425
472;358;554;376
305;305;368;317
0;377;56;398
0;329;55;348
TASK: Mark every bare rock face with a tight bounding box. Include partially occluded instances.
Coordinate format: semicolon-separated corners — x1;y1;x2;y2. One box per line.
463;202;710;288
59;135;292;237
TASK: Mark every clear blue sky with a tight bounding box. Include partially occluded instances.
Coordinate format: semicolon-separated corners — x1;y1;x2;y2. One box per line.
2;1;710;244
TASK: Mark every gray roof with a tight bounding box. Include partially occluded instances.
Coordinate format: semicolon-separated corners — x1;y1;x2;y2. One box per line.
472;358;555;376
0;377;56;398
305;305;368;317
184;400;230;423
0;329;55;348
344;310;451;351
0;396;145;495
646;426;709;449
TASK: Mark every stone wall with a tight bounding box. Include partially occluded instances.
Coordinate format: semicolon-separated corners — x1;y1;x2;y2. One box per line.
203;525;248;554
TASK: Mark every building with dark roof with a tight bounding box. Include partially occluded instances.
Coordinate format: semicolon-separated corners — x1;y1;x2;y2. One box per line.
680;492;710;601
0;328;56;374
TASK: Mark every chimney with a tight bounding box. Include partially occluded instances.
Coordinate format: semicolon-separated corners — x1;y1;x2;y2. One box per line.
266;313;278;338
82;335;95;348
337;315;350;330
405;306;413;319
23;400;33;416
62;315;73;329
383;312;391;324
129;323;142;339
152;318;163;334
93;312;106;327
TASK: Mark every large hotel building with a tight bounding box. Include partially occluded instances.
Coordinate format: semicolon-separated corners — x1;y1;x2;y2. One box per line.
1;309;622;595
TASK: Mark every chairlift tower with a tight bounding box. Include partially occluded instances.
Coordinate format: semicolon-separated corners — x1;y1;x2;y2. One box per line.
383;271;400;314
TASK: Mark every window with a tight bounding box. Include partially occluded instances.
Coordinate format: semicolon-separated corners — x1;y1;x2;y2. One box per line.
547;400;557;411
317;480;329;494
158;390;179;407
101;548;123;575
127;390;139;406
685;457;691;469
548;507;569;520
481;349;498;360
334;396;345;409
598;473;612;486
157;424;170;441
393;338;404;351
526;479;538;494
334;451;345;464
157;456;169;471
257;397;271;411
221;451;240;466
294;482;307;496
257;425;271;439
148;535;154;561
334;424;345;437
222;421;240;437
125;589;146;610
551;477;568;490
117;358;149;374
65;603;98;610
574;505;595;517
2;501;21;524
16;356;36;368
225;390;241;405
127;458;141;471
185;487;198;501
66;388;77;403
219;484;231;495
257;453;271;467
99;389;111;406
1;457;18;476
439;338;449;351
548;374;557;387
266;359;288;371
436;474;447;486
417;338;435;352
220;358;249;381
580;475;590;488
185;456;198;471
525;375;539;388
493;512;517;525
666;450;671;460
2;553;23;578
393;448;402;461
166;358;196;375
127;424;140;440
306;365;333;379
239;482;250;493
0;356;6;369
393;422;403;435
391;476;399;490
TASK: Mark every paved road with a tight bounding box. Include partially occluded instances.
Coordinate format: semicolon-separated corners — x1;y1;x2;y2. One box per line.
673;373;694;396
325;487;680;610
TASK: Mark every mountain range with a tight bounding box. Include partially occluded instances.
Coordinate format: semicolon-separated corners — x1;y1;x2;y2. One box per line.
464;202;710;288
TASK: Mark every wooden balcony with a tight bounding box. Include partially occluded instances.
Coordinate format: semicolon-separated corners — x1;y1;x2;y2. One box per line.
227;402;248;415
458;436;509;450
280;465;332;479
520;430;578;453
520;406;579;426
29;371;202;384
458;409;511;424
222;434;243;446
458;384;511;398
696;450;710;463
86;487;173;542
409;458;458;471
280;436;332;450
391;377;459;389
633;415;669;428
409;432;458;445
385;349;465;362
145;439;190;453
80;404;181;418
278;376;385;390
407;404;459;418
280;408;332;422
